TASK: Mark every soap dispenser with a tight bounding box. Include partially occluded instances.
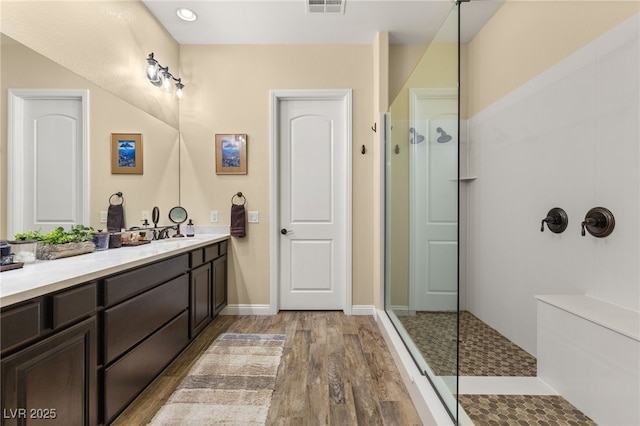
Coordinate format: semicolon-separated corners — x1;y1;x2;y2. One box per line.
186;219;195;237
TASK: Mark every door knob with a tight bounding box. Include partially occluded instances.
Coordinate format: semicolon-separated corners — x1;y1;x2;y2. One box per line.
280;228;292;235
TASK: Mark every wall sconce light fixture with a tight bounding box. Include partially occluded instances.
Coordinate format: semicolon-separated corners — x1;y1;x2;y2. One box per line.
146;52;184;99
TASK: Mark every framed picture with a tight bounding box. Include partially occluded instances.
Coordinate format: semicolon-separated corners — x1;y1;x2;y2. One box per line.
215;133;247;175
111;133;143;174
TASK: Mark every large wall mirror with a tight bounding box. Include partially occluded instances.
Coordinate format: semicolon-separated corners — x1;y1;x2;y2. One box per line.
1;34;180;239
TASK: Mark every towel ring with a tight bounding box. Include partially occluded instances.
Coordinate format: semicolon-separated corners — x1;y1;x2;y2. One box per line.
231;192;246;206
109;192;124;206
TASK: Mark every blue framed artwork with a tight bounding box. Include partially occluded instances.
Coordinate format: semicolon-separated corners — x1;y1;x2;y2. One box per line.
111;133;143;174
215;133;247;175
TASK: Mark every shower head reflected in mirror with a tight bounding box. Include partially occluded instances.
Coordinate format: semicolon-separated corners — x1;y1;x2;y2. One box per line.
409;127;425;144
436;127;452;143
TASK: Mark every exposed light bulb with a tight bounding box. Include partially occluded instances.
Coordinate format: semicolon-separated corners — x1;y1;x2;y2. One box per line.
145;53;185;97
146;61;159;84
162;71;171;91
176;80;184;99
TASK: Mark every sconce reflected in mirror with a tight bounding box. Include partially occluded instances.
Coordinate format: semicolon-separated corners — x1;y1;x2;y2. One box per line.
146;52;185;99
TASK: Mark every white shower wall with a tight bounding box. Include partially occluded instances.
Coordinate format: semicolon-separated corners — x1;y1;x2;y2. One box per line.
465;14;640;356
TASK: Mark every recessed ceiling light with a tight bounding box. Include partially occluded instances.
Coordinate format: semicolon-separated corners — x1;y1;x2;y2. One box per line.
176;8;197;22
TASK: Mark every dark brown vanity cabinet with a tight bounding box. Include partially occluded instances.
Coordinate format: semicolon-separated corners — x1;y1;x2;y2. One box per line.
211;240;228;317
1;282;98;426
213;254;227;316
190;261;212;337
1;318;97;426
189;241;227;338
0;238;228;426
102;256;190;424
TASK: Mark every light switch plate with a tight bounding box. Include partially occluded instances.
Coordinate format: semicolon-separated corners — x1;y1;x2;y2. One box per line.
248;211;259;223
210;211;219;223
100;211;108;223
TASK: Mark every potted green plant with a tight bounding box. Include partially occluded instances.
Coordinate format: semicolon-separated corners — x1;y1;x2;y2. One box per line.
14;225;96;260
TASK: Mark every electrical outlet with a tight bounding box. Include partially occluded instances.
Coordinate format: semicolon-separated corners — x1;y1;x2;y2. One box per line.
100;211;108;223
141;210;149;221
248;211;259;223
210;210;219;223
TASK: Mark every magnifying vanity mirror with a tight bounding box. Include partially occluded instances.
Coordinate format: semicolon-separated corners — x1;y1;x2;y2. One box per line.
168;206;188;237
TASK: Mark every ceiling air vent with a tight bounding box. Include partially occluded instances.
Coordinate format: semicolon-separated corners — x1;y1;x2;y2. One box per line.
307;0;345;14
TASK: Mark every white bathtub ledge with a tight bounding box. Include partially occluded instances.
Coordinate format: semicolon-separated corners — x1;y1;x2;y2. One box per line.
535;294;639;342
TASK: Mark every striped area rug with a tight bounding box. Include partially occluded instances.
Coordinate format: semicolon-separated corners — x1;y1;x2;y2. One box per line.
149;333;286;425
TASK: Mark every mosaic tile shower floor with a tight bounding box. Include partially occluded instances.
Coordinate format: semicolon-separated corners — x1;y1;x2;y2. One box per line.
398;310;537;377
458;394;597;426
397;310;597;425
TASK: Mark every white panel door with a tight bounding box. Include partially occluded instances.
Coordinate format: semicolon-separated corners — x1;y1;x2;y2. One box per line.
8;90;88;236
410;89;458;311
278;96;349;310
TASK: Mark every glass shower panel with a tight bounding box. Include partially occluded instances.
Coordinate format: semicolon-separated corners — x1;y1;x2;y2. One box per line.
384;4;459;422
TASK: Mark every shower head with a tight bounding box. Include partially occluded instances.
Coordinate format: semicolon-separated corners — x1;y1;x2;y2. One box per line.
409;127;425;144
436;127;452;143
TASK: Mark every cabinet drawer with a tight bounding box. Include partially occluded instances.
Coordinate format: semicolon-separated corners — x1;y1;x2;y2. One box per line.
190;248;205;268
204;243;219;262
104;275;188;364
53;282;97;329
0;301;42;353
104;254;188;306
219;240;228;256
104;311;188;424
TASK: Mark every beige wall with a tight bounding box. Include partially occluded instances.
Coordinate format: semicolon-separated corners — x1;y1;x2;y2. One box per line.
373;32;390;308
178;45;375;306
466;0;640;118
1;0;180;128
389;44;427;103
1;39;180;238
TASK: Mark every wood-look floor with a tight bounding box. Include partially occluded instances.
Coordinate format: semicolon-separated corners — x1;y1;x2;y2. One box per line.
112;312;422;425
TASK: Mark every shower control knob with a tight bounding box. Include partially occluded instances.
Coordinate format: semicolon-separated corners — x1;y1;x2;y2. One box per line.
581;207;615;237
540;208;568;233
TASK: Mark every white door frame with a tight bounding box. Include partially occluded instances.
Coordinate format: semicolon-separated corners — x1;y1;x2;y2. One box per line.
7;89;90;237
269;89;352;315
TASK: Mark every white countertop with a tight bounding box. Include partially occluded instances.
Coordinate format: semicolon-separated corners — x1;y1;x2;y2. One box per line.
0;234;230;308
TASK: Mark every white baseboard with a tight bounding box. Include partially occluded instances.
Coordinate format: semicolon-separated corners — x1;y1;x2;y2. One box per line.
351;305;375;315
219;304;272;315
221;304;376;316
389;305;411;315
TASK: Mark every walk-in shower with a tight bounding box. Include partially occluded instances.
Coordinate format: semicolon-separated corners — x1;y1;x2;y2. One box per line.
383;1;640;425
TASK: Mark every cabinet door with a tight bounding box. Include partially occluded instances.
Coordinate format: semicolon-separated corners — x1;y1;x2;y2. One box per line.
212;255;227;316
0;317;97;426
190;262;212;337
